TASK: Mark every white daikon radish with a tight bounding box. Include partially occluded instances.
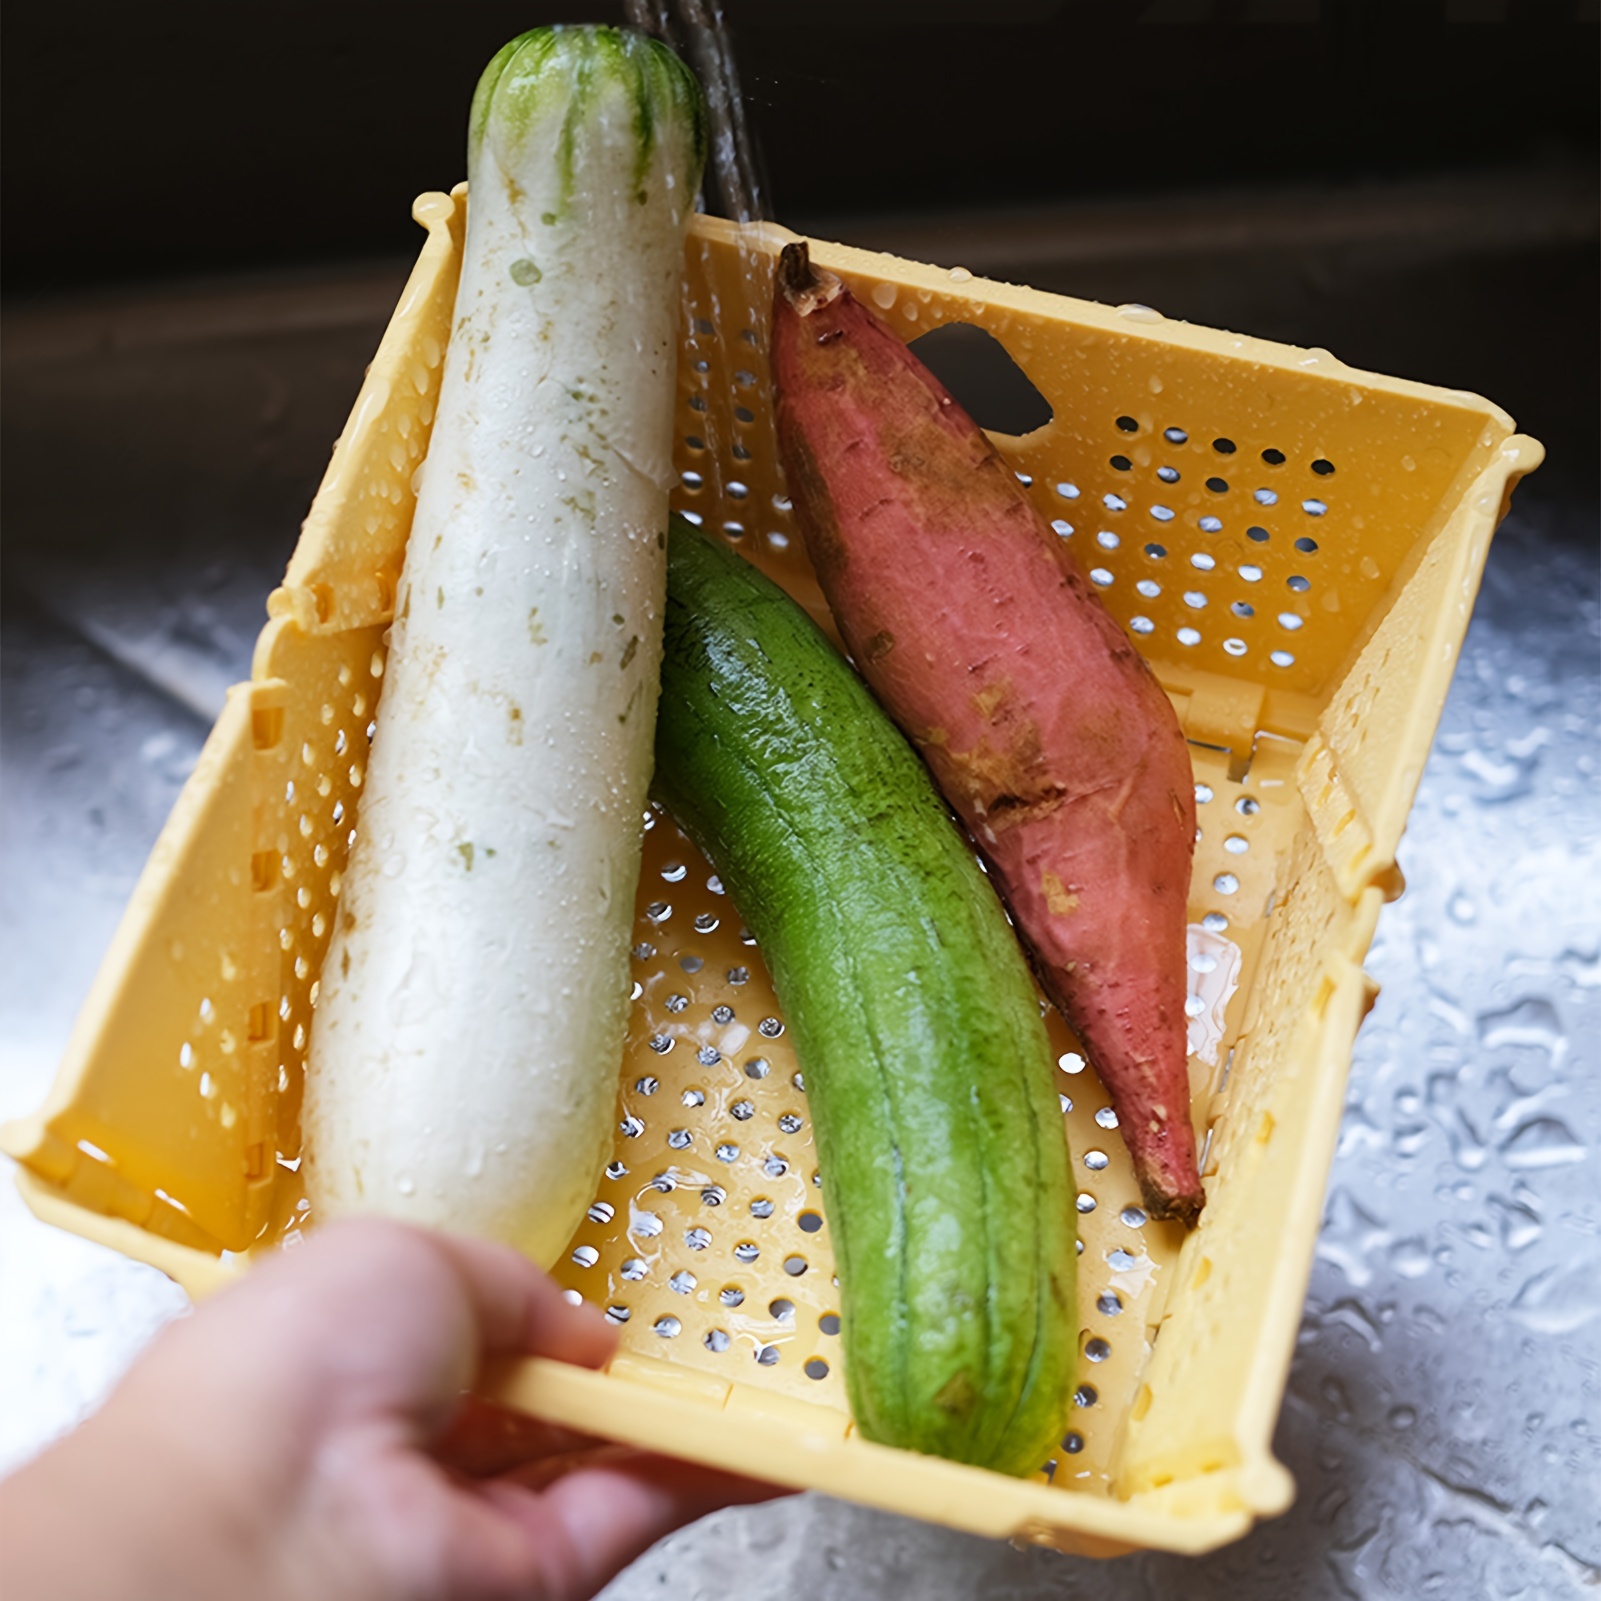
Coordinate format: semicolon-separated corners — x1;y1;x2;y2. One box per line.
303;27;705;1265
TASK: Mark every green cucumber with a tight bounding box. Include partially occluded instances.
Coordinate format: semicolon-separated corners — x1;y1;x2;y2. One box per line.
654;518;1076;1477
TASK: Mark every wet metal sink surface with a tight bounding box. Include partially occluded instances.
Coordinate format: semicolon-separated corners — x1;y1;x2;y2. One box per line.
2;271;1597;1595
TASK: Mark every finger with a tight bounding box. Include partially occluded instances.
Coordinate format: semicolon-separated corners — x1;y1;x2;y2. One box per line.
158;1220;614;1448
239;1218;613;1369
337;1447;552;1601
493;1441;636;1495
347;1448;780;1601
433;1396;605;1479
426;1230;617;1370
479;1453;788;1601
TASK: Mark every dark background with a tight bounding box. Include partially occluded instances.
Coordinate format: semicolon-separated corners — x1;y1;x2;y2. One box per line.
4;0;1597;512
2;0;1596;291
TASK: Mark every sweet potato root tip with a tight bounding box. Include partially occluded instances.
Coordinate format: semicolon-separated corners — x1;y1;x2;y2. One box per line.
1142;1182;1206;1229
778;240;843;316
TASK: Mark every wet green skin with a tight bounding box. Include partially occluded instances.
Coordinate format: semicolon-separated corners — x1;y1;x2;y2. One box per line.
654;520;1076;1477
471;25;707;207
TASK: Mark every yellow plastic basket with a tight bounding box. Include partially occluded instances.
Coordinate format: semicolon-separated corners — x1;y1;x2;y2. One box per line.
2;188;1541;1558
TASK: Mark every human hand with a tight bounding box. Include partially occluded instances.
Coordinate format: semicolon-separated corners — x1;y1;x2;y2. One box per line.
0;1219;779;1601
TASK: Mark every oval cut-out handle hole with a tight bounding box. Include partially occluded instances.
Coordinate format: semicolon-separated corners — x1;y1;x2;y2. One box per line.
906;323;1053;436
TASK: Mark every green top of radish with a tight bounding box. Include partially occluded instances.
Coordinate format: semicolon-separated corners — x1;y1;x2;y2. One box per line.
470;25;706;212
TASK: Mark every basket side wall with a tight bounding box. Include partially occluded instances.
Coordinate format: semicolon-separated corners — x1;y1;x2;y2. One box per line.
1302;436;1541;902
1114;815;1381;1505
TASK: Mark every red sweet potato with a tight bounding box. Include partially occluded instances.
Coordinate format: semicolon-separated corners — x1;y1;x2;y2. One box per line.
771;241;1204;1224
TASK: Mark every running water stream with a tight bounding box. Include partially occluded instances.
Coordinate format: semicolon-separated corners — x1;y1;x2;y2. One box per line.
623;0;768;224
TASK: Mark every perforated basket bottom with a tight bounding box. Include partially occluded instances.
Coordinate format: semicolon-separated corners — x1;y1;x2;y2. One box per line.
264;727;1301;1495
